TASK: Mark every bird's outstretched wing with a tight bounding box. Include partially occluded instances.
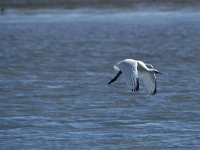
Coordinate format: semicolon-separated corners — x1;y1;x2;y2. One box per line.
139;71;157;95
115;59;139;92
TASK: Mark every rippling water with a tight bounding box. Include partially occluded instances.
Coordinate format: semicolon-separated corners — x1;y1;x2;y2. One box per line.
0;9;200;149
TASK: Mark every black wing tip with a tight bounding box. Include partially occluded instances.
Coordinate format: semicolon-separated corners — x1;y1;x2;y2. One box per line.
108;71;122;85
135;78;139;92
108;80;112;85
151;80;157;95
151;88;157;95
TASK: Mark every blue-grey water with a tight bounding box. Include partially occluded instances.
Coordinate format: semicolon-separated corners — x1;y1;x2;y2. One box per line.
0;9;200;149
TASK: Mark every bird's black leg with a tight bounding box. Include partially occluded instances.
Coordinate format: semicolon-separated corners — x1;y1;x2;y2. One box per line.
108;71;122;85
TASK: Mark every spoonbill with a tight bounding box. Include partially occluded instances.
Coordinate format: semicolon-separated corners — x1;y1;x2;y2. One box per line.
108;59;162;95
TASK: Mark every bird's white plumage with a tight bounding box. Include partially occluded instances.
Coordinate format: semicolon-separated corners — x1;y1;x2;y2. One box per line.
114;59;138;91
137;61;157;95
110;59;160;95
139;71;156;95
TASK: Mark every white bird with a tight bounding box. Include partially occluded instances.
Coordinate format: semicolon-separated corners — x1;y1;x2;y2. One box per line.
108;59;162;95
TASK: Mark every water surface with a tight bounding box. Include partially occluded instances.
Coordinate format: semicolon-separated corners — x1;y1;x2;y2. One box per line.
0;9;200;149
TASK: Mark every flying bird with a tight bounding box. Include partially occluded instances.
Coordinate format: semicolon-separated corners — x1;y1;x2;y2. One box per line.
108;59;162;95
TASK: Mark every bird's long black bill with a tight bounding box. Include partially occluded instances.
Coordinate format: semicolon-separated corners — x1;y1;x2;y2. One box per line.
108;71;122;85
154;70;163;74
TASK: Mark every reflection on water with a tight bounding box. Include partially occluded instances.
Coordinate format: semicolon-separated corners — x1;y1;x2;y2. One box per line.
0;9;200;149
